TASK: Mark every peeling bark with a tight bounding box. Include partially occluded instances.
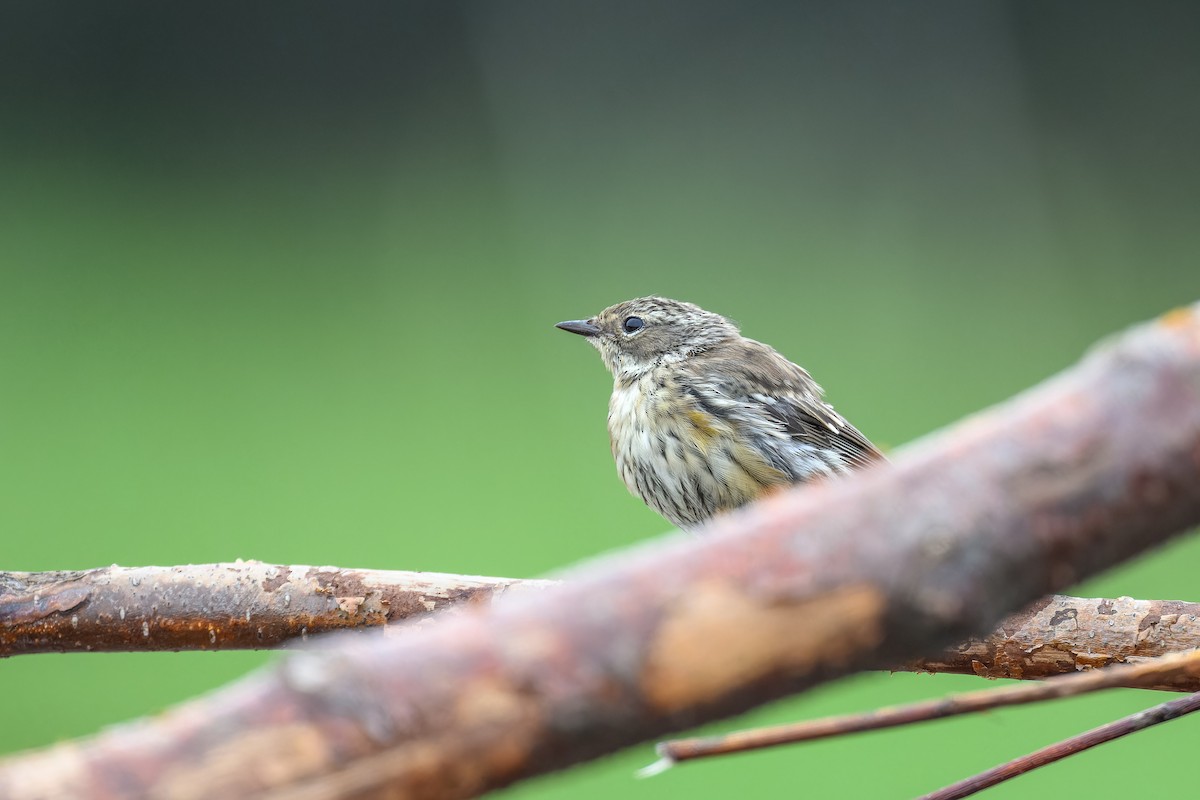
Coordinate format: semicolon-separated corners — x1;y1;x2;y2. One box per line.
0;304;1199;800
7;562;1199;694
0;563;551;656
912;594;1200;690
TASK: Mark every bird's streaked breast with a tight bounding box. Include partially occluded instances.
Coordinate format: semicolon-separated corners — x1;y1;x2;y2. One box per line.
607;370;778;528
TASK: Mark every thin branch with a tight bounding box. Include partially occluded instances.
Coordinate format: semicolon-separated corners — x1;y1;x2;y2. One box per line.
1;303;1199;800
0;562;552;656
652;648;1200;765
7;559;1200;691
917;691;1200;800
910;594;1200;690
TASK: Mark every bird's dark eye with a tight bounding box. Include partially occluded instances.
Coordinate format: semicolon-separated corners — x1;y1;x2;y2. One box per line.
622;316;645;334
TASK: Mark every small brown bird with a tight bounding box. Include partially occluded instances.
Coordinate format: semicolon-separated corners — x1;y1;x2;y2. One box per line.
557;296;882;529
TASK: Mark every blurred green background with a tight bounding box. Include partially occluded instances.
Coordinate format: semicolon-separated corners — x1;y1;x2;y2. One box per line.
2;1;1198;797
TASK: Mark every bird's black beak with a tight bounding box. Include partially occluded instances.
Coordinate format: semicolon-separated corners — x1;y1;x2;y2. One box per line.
556;319;601;337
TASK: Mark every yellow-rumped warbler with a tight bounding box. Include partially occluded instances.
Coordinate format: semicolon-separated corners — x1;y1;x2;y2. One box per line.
557;296;882;529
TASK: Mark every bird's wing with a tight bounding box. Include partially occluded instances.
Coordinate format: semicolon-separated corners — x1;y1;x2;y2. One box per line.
755;391;882;469
681;339;883;471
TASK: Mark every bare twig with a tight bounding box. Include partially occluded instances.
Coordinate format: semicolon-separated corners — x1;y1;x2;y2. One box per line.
652;648;1200;765
917;691;1200;800
1;304;1198;800
0;562;551;656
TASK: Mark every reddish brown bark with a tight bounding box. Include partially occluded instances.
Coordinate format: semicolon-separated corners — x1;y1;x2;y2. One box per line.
7;567;1200;699
912;594;1200;691
0;563;550;656
7;565;1200;695
0;304;1199;800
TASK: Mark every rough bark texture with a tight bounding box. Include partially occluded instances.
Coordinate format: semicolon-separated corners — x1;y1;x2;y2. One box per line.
1;304;1199;800
0;563;551;656
912;594;1200;691
7;563;1200;691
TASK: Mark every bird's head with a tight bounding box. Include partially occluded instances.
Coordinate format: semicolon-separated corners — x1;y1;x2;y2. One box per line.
556;296;739;380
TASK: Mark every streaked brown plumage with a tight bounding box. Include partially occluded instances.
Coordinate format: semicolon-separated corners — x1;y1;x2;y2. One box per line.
557;296;882;528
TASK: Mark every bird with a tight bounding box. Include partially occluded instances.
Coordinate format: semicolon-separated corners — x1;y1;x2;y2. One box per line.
556;296;882;529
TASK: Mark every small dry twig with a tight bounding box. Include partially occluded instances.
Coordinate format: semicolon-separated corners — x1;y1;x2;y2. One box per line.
651;648;1200;767
917;691;1200;800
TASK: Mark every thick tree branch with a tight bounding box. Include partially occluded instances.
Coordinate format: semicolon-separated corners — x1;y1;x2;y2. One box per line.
1;304;1199;800
0;563;551;656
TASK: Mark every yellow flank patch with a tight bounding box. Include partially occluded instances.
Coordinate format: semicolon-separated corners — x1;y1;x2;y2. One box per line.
1160;305;1197;330
733;441;788;488
686;409;719;439
724;469;765;503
